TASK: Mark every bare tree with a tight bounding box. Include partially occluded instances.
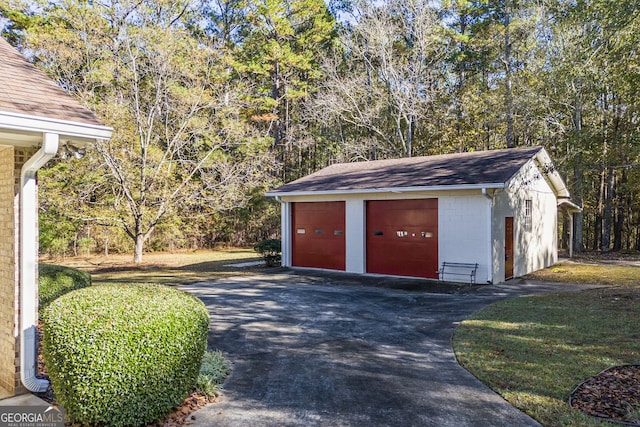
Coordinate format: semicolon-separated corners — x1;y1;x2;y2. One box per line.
314;0;447;158
26;0;275;262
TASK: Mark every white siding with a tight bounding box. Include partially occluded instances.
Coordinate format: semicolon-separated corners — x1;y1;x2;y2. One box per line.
492;159;558;282
438;195;491;283
345;199;365;273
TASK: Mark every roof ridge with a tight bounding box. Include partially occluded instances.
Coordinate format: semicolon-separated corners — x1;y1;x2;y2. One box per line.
325;146;542;167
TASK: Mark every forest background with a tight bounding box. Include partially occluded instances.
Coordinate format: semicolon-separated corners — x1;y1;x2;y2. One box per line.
0;0;639;263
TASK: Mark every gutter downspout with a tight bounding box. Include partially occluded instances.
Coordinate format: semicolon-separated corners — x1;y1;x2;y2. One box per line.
274;196;291;268
19;133;59;392
482;188;494;284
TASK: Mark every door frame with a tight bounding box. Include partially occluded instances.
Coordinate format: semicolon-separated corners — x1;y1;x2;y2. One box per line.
505;216;514;280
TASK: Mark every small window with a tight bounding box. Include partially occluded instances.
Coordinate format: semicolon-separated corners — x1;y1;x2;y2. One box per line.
373;231;384;236
333;230;344;236
297;229;306;234
524;200;532;232
315;229;324;235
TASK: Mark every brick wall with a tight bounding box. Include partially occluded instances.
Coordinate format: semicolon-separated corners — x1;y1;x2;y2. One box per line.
0;145;15;394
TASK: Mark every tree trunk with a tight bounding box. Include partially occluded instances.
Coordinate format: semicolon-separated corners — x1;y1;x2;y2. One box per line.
364;49;376;161
406;116;415;157
456;14;467;152
134;234;144;263
594;167;606;251
571;83;584;252
271;61;285;181
601;167;614;252
561;213;570;252
504;12;515;148
572;152;585;253
483;70;491;151
593;214;601;251
613;170;625;251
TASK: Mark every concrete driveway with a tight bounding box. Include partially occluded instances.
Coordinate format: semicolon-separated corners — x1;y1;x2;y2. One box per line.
180;271;587;427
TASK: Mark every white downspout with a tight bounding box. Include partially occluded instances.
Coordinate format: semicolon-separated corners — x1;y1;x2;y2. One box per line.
482;188;494;284
273;196;289;267
276;197;292;268
19;132;59;392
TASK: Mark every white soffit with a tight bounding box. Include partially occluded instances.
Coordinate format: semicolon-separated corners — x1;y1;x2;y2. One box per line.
0;110;112;146
265;183;506;197
534;148;571;199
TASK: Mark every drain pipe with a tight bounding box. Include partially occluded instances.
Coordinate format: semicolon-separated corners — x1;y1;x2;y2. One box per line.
481;188;494;284
273;195;290;267
19;133;59;392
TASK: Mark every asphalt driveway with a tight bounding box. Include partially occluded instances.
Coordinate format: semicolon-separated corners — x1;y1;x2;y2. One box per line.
180;271;589;427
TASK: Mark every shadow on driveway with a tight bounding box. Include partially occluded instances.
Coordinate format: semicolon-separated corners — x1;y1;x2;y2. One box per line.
180;270;591;427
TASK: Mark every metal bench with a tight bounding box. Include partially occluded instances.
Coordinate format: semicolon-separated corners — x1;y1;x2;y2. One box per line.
437;262;479;285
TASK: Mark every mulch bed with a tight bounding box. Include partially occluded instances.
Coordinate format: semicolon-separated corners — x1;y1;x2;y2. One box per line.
570;365;640;425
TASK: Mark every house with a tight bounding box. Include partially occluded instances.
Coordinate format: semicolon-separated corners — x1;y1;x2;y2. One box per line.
0;37;112;398
266;146;581;284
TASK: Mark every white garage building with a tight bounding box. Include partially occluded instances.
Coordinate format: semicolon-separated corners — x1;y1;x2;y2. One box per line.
266;146;579;284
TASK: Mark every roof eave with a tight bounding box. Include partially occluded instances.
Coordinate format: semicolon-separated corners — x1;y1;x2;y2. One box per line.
0;110;113;146
558;199;582;213
265;183;506;197
533;148;571;199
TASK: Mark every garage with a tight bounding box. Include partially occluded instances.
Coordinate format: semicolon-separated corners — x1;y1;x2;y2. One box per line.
366;199;438;279
268;147;577;283
292;201;345;270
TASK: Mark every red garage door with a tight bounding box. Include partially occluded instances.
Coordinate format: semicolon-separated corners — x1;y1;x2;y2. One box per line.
366;199;438;278
292;202;345;270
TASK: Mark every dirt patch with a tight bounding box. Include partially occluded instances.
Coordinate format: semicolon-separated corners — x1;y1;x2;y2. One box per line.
570;365;640;425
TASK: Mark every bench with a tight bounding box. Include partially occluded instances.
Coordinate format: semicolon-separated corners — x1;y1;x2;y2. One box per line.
437;262;479;285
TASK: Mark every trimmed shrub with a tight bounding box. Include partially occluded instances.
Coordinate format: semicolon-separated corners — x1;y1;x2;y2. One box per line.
254;239;281;267
39;264;91;311
42;284;209;427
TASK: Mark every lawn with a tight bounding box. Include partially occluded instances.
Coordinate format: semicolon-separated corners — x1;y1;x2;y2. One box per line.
42;248;264;285
453;260;640;426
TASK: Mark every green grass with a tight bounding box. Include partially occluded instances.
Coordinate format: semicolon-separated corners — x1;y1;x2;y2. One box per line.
454;261;640;426
527;260;640;287
44;249;264;286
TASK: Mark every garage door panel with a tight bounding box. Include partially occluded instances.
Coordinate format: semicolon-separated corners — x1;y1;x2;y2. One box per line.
366;199;438;279
292;202;345;271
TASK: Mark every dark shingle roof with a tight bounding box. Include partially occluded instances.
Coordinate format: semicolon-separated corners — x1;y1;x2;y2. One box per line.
269;146;544;194
0;37;103;125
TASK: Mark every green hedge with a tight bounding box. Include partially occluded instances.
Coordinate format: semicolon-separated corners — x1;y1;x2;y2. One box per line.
254;239;281;267
39;264;91;310
42;284;209;427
